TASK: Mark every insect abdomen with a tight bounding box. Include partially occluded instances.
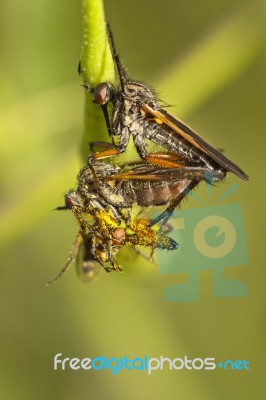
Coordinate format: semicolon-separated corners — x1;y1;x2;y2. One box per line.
129;181;186;207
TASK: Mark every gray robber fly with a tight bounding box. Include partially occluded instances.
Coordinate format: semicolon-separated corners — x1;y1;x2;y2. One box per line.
80;22;248;224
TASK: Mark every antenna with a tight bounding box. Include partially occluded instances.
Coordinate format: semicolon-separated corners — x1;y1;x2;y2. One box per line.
106;21;128;90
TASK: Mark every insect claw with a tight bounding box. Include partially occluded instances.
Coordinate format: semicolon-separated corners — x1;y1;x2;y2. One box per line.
81;82;94;93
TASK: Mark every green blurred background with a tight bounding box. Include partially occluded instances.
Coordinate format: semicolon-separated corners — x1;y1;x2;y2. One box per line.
0;0;265;398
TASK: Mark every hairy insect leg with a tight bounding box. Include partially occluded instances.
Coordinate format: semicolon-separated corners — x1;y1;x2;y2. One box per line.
131;246;156;264
105;250;123;272
69;205;91;233
90;146;121;160
46;232;82;286
149;180;199;226
89;141;118;153
98;236;123;273
145;152;187;168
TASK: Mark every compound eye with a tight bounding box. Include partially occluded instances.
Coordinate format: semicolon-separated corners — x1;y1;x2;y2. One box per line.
112;228;126;245
64;193;82;209
93;82;111;105
126;87;136;95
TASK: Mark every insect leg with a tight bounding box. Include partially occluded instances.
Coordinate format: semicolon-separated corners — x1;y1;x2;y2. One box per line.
89;146;121;160
89;141;118;153
145;152;186;168
46;232;82;286
131;246;155;263
149;180;199;226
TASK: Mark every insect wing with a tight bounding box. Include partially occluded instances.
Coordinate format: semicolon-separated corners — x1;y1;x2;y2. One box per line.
107;164;223;183
75;240;100;282
141;104;249;181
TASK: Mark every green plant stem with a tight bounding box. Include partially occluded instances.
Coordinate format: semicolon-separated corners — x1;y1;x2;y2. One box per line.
80;0;115;161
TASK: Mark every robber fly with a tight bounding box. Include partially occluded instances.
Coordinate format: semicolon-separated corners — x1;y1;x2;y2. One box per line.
69;156;223;229
46;178;178;285
81;22;248;216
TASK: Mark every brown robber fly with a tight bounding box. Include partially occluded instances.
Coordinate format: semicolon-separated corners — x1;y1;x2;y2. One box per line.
81;22;248;213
